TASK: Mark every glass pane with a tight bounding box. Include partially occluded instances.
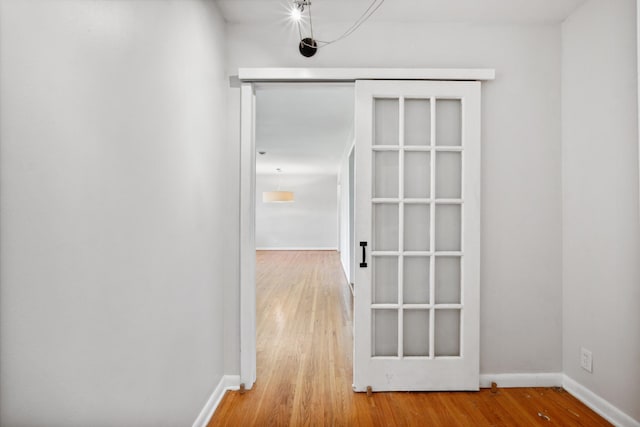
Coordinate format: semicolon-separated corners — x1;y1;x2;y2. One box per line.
373;309;398;357
435;152;461;199
405;99;431;146
403;309;429;356
374;204;399;251
404;151;430;199
435;257;461;304
373;256;398;304
374;151;399;198
404;204;430;252
374;98;399;146
403;256;430;304
435;204;461;251
436;99;461;146
435;309;460;357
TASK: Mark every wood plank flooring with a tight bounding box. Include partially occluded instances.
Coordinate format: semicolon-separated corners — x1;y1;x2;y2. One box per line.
209;250;611;426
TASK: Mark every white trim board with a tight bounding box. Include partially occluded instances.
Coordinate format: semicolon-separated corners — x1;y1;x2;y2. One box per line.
192;375;241;427
238;68;496;82
240;82;257;389
563;375;640;427
479;373;562;388
256;247;338;251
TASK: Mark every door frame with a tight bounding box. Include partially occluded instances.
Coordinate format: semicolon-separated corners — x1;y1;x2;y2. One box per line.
238;68;495;389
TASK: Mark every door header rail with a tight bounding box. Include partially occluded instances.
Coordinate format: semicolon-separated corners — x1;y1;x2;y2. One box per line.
237;68;496;83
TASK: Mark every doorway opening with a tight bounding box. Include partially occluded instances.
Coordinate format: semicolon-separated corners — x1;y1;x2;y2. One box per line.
251;83;356;392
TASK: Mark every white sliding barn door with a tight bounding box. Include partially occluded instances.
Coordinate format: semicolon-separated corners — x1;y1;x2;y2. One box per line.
353;80;481;392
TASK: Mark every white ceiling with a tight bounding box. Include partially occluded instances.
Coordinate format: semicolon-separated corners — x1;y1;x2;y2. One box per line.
216;0;586;25
255;84;354;175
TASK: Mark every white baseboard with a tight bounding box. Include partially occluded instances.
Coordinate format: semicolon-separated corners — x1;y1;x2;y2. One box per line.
192;375;241;427
256;247;338;251
562;375;640;427
479;372;563;388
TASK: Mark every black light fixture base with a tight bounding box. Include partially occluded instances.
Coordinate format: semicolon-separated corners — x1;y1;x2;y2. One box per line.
299;38;318;57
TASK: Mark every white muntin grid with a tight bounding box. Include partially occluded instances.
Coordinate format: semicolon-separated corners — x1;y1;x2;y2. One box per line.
371;96;464;360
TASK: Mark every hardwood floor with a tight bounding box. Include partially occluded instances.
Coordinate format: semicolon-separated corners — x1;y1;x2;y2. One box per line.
209;250;610;426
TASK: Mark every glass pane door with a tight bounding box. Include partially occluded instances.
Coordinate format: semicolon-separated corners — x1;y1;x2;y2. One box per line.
354;80;481;392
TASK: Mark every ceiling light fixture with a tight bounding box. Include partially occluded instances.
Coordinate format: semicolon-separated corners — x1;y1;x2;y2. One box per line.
290;0;385;58
263;168;295;203
290;6;302;22
263;190;295;203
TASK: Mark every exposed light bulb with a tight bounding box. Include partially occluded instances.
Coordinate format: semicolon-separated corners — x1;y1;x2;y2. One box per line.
290;6;302;22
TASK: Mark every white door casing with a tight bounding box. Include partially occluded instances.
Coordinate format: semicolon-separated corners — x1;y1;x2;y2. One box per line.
353;80;482;392
240;82;257;388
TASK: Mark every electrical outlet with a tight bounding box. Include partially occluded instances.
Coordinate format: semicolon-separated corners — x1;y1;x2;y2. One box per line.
580;348;593;373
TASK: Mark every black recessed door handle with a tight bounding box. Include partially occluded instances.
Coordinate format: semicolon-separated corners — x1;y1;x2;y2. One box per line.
359;241;367;268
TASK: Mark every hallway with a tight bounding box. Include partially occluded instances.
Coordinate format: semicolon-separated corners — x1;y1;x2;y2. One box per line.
209;251;609;426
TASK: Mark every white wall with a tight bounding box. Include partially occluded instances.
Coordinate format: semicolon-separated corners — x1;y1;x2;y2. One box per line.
224;22;563;376
256;174;338;249
0;1;228;426
562;0;640;421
